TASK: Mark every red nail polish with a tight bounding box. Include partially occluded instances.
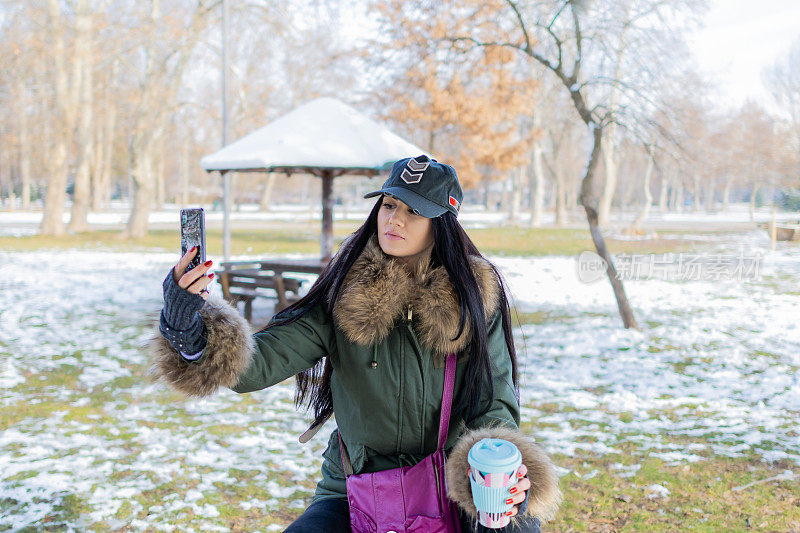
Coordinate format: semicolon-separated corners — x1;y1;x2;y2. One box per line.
509;487;517;494
505;498;513;504
505;510;513;516
190;246;196;251
204;260;212;266
209;273;215;279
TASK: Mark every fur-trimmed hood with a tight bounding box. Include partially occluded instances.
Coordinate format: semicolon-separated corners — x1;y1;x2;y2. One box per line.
330;234;501;357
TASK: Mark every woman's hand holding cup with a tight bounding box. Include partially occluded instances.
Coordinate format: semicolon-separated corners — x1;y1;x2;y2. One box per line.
466;437;527;528
174;246;215;301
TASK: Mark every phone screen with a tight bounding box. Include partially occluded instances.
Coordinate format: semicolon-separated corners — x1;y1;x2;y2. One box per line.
180;208;206;274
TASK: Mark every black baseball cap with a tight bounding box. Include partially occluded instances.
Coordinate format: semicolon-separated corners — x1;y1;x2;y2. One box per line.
364;155;463;218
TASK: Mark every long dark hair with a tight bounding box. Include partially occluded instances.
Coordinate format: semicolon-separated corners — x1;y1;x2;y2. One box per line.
257;195;519;433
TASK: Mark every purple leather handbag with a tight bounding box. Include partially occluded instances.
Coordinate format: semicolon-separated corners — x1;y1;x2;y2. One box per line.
338;352;463;533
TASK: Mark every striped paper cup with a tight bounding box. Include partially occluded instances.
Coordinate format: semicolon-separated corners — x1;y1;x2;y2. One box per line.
467;438;522;529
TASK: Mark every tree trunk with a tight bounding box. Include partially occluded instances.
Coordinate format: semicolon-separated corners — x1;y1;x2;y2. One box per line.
555;178;567;225
93;60;117;212
508;167;523;224
40;0;72;236
567;177;579;214
628;146;654;233
156;147;166;209
500;173;512;217
179;142;190;206
675;183;684;213
580;127;639;330
749;181;759;221
658;173;668;213
553;155;568;225
91;115;104;211
0;144;10;209
259;172;277;211
232;173;240;211
529;138;545;227
67;0;93;233
123;139;155;239
17;78;32;211
722;179;732;212
692;173;701;212
596;4;630;228
598;129;618;227
705;177;715;212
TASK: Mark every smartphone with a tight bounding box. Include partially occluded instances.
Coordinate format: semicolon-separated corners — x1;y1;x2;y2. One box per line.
180;208;206;274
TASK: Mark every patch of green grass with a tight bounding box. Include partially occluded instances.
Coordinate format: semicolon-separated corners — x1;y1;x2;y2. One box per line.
36;492;91;530
619;412;634;423
4;470;39;482
113;499;134;522
14;364;84;392
0;401;65;429
62;405;112;424
0;225;360;255
0;224;719;257
206;424;248;437
465;227;707;257
547;449;799;531
512;310;550;325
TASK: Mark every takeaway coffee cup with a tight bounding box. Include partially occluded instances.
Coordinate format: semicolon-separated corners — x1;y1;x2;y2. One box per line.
467;438;523;529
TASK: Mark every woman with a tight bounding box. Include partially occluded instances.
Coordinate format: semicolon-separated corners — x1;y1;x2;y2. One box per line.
148;155;561;532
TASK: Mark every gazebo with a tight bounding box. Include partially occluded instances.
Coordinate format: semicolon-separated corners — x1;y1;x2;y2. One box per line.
201;97;429;262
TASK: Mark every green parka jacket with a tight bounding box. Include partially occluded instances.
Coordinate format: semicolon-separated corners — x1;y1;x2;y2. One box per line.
147;234;561;523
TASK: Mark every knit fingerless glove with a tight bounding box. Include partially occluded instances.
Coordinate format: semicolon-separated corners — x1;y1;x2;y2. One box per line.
159;269;208;356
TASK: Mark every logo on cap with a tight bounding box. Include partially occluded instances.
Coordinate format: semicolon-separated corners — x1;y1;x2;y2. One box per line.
400;158;430;184
449;196;460;211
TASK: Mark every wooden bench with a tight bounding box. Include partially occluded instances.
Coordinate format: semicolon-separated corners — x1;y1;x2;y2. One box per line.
216;259;327;321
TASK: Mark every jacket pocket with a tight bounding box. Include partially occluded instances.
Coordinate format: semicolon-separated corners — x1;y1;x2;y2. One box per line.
348;505;377;533
406;514;451;532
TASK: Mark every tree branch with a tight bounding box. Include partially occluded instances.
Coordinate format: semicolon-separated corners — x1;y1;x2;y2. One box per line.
504;0;531;53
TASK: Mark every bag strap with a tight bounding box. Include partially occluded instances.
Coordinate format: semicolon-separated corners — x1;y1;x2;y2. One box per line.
338;430;354;477
437;352;457;451
338;352;457;477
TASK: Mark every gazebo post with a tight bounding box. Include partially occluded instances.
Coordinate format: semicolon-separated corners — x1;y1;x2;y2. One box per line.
222;169;232;262
320;169;334;262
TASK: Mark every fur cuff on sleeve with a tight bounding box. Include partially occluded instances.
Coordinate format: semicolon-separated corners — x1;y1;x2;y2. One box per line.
445;425;562;523
146;294;255;398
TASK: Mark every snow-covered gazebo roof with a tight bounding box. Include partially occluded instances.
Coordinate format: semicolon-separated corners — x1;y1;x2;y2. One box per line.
200;97;428;174
200;97;429;261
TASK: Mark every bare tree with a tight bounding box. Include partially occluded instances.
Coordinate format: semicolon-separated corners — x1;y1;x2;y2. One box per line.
121;0;217;239
764;37;800;158
66;0;94;232
40;0;74;236
435;0;707;328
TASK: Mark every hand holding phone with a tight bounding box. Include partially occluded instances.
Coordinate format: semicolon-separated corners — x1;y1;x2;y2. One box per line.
172;246;214;300
180;208;206;271
176;208;213;300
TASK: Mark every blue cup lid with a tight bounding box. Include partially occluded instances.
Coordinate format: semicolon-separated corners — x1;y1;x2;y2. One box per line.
467;438;522;472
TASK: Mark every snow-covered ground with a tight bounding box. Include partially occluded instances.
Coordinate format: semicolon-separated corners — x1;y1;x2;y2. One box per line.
0;225;798;530
1;201;797;237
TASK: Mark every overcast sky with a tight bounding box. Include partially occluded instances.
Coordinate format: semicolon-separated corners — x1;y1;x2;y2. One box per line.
689;0;800;111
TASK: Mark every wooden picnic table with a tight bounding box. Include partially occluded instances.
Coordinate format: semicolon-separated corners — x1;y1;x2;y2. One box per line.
216;258;328;321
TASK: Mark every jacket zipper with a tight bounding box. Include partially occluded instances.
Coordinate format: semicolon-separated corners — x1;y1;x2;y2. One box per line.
407;302;426;454
397;322;404;453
